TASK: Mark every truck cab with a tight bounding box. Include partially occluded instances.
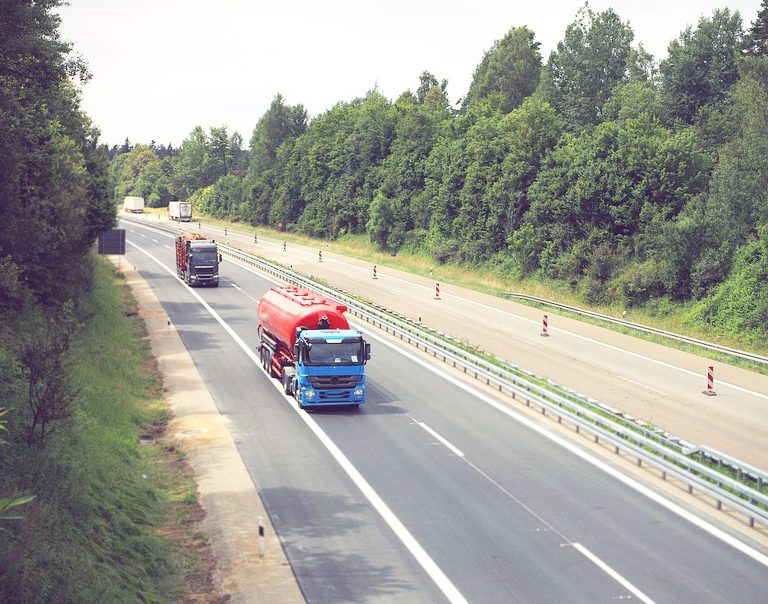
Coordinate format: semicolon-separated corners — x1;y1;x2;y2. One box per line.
291;328;371;408
176;233;221;287
186;240;221;286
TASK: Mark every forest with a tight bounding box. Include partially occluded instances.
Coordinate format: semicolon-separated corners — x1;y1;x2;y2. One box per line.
112;2;768;344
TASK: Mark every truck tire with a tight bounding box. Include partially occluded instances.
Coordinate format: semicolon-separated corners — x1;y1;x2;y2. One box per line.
283;375;293;395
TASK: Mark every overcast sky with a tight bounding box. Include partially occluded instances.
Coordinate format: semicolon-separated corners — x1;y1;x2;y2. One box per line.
57;1;763;148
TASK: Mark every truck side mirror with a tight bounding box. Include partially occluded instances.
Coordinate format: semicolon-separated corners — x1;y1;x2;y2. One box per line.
365;342;371;361
293;343;300;359
218;254;222;262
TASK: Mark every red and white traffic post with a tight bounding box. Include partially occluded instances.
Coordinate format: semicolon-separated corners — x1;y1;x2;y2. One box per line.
372;265;378;279
703;365;717;396
540;314;549;337
434;283;441;300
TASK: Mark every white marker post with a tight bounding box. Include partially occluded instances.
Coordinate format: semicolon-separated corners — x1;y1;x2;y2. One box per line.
258;516;265;557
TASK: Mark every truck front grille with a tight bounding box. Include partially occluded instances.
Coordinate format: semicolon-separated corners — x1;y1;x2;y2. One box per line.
308;375;360;389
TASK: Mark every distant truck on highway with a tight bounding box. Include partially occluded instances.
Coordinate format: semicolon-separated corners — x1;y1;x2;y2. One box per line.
123;196;145;213
175;233;221;287
258;285;371;408
168;200;192;222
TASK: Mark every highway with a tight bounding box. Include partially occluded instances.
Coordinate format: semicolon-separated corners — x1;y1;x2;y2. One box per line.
166;218;768;469
123;220;768;603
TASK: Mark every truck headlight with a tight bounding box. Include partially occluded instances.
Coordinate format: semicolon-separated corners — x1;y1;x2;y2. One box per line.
304;389;316;400
353;388;364;397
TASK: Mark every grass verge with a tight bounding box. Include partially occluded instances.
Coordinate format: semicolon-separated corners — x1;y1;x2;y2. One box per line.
0;256;225;603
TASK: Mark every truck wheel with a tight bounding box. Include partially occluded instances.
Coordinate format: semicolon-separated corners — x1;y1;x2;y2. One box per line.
283;376;293;395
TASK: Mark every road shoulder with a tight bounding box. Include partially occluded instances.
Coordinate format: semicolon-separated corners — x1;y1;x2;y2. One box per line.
119;261;304;604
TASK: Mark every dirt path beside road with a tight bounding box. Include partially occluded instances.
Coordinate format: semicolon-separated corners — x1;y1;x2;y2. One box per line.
120;261;304;604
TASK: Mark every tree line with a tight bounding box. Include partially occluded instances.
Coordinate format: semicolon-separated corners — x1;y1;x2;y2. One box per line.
112;2;768;342
1;0;115;578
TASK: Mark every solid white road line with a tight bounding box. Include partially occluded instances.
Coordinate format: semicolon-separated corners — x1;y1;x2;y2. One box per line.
231;283;242;291
571;543;655;603
415;420;465;457
126;240;469;604
363;327;768;569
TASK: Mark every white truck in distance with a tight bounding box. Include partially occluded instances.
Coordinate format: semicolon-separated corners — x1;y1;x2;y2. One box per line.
168;200;192;222
123;196;144;213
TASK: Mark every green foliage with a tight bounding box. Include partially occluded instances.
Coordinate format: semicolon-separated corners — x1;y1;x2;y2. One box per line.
688;230;768;343
463;27;542;113
121;5;767;342
744;0;768;56
660;9;743;125
545;4;639;128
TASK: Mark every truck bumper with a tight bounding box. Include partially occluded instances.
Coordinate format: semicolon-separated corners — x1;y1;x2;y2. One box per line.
298;386;365;407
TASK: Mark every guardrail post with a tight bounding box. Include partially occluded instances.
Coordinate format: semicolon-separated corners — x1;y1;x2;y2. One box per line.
541;314;549;337
703;366;717;396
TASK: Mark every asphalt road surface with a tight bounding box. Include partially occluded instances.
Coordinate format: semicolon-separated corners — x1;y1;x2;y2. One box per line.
161;216;768;470
122;220;768;603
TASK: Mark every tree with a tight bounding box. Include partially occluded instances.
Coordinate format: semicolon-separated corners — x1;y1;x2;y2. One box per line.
19;305;77;446
174;126;210;197
462;27;542;113
744;0;768;56
660;9;743;125
416;71;447;104
545;4;637;128
248;93;307;178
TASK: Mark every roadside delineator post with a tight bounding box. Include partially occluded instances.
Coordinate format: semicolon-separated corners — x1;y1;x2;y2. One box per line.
258;516;265;557
541;314;549;337
418;313;422;325
318;250;322;262
372;265;378;279
435;283;441;300
198;221;201;229
224;226;228;236
283;241;287;252
703;366;717;396
254;233;258;243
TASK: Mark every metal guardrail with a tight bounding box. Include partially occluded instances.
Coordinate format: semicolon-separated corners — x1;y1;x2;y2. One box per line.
503;292;768;366
121;217;768;529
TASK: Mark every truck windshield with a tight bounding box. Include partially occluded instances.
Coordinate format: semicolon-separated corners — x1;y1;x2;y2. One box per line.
305;341;362;366
191;252;218;264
